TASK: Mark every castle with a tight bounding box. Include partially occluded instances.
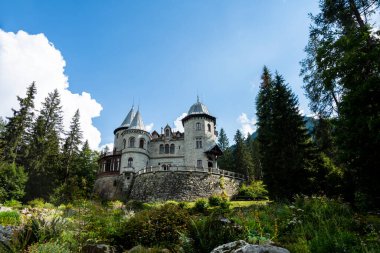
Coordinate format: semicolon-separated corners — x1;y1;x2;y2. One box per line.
94;98;244;201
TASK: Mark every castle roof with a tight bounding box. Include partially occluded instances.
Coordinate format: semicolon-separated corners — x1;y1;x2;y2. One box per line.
130;109;145;130
188;96;210;115
120;106;135;128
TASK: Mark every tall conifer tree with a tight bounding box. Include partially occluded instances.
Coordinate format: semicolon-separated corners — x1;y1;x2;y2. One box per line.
25;89;63;200
257;69;312;199
0;82;36;164
233;130;255;180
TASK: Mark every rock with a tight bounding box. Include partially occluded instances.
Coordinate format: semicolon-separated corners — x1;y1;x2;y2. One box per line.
211;240;290;253
0;224;15;244
82;244;116;253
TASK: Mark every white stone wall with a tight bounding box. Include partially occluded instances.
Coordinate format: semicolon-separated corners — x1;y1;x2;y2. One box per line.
119;129;151;173
183;116;217;168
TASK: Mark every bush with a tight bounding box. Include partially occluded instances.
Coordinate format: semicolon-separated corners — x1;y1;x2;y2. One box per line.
0;162;28;202
208;195;223;207
27;241;71;253
28;198;45;208
3;199;22;208
236;181;268;200
122;204;189;249
187;213;246;252
0;211;20;226
194;199;208;213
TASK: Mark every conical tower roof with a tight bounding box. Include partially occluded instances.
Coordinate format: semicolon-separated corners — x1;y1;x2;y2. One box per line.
130;109;145;130
120;106;135;127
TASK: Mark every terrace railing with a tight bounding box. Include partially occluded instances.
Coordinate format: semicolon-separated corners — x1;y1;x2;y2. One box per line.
135;166;246;180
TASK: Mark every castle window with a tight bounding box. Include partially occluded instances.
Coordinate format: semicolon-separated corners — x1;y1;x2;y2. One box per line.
207;123;211;132
129;137;135;147
127;157;133;167
139;138;145;149
123;139;126;149
165;128;170;137
197;160;203;168
196;137;202;149
170;144;175;154
165;144;170;154
159;144;164;154
196;122;201;131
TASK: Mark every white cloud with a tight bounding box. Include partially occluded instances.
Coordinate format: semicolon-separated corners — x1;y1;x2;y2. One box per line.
0;29;103;149
145;123;154;132
173;112;187;132
237;113;256;137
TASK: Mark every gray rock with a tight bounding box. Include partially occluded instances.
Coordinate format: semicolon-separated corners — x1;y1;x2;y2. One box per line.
0;224;15;244
211;240;290;253
82;244;116;253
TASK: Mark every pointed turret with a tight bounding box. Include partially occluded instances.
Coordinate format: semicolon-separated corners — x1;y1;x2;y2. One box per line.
130;109;145;130
120;106;135;128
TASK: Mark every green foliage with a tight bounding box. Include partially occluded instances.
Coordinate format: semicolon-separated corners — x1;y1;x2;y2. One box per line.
233;130;255;180
256;67;318;199
28;198;45;208
208;195;223;207
186;213;246;252
122;204;189;249
301;0;380;208
0;161;28;202
193;199;208;213
0;211;20;226
3;199;22;208
0;82;36;164
27;241;71;253
237;181;269;200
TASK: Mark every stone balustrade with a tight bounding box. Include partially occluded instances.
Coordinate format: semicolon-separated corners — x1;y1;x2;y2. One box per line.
135;166;246;180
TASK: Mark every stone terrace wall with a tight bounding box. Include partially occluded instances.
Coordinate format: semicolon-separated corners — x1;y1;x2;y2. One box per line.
129;171;242;202
93;173;124;201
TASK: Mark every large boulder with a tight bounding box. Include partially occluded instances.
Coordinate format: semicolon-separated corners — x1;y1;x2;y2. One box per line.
211;240;290;253
82;244;116;253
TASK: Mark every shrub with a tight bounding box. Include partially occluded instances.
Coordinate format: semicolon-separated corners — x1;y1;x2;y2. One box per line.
219;199;231;210
236;181;269;200
0;162;27;202
3;199;22;208
0;211;20;226
27;241;71;253
28;198;45;208
194;199;208;213
208;195;223;207
122;204;189;249
178;202;187;209
187;213;246;252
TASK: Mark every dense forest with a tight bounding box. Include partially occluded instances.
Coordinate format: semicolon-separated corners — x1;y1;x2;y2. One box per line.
0;0;379;252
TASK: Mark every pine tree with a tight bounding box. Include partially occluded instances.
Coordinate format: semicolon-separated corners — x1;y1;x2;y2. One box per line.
217;128;234;171
217;128;229;151
256;69;313;199
301;0;380;207
25;89;64;200
0;82;36;164
62;109;83;181
233;130;254;180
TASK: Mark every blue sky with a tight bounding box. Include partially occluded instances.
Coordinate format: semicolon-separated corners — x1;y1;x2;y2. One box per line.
0;0;320;148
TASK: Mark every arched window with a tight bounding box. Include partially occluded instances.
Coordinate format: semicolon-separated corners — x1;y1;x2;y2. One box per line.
129;137;135;147
123;139;126;149
165;128;170;137
170;144;175;154
165;144;169;154
127;157;133;167
159;144;164;154
139;138;145;149
196;122;201;131
207;123;211;132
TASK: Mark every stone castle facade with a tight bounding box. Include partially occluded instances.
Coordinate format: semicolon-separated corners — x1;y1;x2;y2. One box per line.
94;98;244;201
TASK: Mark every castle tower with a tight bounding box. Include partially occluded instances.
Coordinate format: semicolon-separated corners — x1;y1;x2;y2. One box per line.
120;109;151;173
182;97;221;168
113;106;135;151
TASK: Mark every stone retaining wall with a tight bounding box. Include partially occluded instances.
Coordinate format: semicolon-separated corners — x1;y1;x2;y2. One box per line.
93;174;124;200
129;171;242;202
